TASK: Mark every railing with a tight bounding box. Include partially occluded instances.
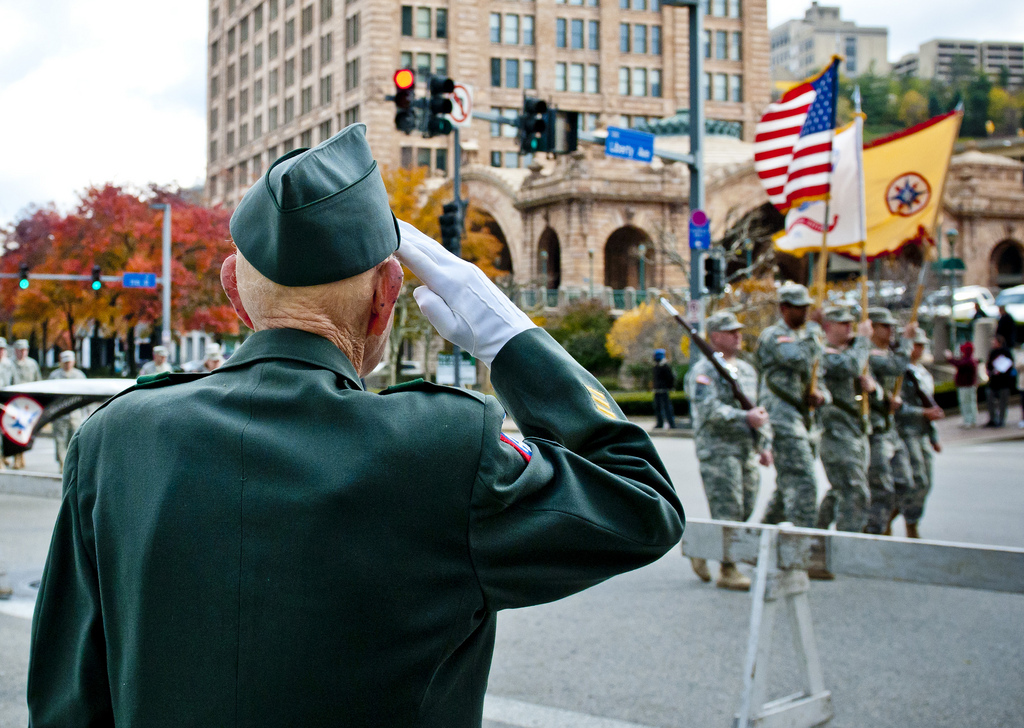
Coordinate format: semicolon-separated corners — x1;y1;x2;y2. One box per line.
513;287;689;312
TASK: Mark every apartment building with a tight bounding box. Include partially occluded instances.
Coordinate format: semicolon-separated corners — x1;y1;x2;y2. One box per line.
769;1;888;81
206;0;769;209
895;39;1024;88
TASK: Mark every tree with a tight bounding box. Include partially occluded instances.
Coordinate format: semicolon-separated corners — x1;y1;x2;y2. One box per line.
898;89;929;127
605;301;683;389
997;65;1011;90
963;70;994;137
947;54;976;90
545;299;619;374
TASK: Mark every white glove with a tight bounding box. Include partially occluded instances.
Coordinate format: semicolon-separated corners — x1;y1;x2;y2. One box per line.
396;219;536;367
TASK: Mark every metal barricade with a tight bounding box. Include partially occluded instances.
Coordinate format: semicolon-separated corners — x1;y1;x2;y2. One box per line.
680;519;1024;728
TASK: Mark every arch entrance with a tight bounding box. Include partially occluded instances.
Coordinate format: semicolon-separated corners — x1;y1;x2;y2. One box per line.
604;226;655;291
537;227;561;290
991;239;1024;289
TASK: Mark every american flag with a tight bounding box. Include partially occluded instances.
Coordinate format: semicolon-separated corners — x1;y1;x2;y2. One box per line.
755;59;840;213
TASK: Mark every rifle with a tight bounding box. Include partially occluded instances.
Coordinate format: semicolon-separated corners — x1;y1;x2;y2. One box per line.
659;298;755;411
904;366;939;410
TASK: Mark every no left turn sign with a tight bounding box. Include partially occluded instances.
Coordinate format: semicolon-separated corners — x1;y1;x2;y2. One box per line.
447;84;473;127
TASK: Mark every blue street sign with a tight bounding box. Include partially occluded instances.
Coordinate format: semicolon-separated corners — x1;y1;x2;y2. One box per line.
122;273;158;288
605;127;655;163
689;209;711;250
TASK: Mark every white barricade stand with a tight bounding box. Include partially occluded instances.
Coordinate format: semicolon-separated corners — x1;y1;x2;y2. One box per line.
679;519;1024;728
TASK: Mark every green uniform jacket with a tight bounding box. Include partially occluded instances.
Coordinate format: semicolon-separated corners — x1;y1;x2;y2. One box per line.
28;327;683;728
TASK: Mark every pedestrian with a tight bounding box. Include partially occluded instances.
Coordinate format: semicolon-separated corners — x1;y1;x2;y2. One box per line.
864;308;916;535
685;311;772;591
984;334;1014;428
10;339;41;470
945;341;978;428
652;347;676;429
0;337;13;388
996;305;1017;351
894;329;944;538
139;345;173;377
203;342;226;371
815;307;875;538
27;124;684;727
47;350;87;473
756;282;826;528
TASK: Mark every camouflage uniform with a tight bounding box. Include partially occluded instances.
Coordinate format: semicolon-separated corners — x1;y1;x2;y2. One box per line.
756;285;825;528
864;311;914;534
48;361;87;471
895;358;939;526
816;313;871;533
687;353;770;523
0;338;13;388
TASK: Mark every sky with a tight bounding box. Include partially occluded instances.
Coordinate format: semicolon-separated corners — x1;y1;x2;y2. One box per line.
1;0;1022;229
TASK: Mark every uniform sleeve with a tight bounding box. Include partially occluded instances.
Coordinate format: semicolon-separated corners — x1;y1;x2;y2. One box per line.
27;436;114;727
687;367;748;431
470;329;684;612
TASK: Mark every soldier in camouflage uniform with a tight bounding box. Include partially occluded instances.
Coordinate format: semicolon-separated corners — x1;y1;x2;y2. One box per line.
864;307;916;534
893;328;944;538
814;307;876;535
756;283;826;528
685;311;773;591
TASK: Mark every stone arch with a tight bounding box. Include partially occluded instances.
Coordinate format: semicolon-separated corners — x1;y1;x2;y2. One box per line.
458;168;526;280
604;226;655;290
537;227;561;289
470;209;513;276
991;239;1024;289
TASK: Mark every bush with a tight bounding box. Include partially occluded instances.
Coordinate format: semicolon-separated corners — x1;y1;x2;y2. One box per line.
611;390;690;417
545;299;621;375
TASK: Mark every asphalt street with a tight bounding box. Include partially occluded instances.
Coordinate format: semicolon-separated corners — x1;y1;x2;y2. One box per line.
2;437;1022;728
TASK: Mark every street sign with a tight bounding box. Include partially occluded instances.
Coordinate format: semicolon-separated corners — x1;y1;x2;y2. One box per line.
447;83;473;127
689;209;711;250
122;273;158;288
604;127;654;163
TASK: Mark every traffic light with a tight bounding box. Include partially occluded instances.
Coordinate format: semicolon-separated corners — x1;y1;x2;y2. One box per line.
91;264;102;291
426;76;454;137
518;97;549;154
392;68;417;134
18;263;29;290
439;202;462;255
703;256;727;295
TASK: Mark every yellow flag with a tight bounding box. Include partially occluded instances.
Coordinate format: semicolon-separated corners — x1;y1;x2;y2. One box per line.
862;110;962;258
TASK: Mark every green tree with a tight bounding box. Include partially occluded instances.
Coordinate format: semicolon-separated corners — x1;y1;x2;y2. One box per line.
947;54;976;90
898;89;929;127
963;70;993;137
545;299;619;374
997;65;1011;89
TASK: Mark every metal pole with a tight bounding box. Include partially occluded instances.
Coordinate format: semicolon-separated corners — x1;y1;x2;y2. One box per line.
688;1;706;364
149;203;173;356
452;128;462;388
638;243;647;298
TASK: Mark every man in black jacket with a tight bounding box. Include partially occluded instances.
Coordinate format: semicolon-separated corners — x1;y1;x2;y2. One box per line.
652;348;677;429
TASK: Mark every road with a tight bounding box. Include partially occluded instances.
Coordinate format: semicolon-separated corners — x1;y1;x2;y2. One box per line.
2;438;1022;728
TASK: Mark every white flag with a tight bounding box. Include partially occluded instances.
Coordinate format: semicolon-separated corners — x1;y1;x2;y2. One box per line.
773;116;867;256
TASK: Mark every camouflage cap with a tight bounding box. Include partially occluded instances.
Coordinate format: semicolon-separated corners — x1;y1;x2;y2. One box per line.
59;350;75;362
13;339;29;350
204;343;224;361
0;337;6;348
705;311;744;332
913;327;929;345
868;307;898;326
152;346;168;356
823;306;856;323
778;282;813;306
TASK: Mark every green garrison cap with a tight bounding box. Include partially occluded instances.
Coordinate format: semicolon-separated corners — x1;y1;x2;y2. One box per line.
868;307;898;326
778;282;813;306
823;306;856;323
705;311;744;332
229;123;400;286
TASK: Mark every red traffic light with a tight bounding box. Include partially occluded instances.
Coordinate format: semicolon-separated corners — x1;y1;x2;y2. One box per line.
394;68;415;90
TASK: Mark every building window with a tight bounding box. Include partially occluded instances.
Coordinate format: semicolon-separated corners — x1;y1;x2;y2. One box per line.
210;107;219;132
417;148;431;168
302;5;314;35
435;148;448;174
712;0;726;15
504;151;518;168
415;52;430;75
240;88;249;113
240;123;249;146
254;114;263;137
555;62;567;91
505;14;519;44
282;137;295;153
713;72;727;100
652;25;661;55
435;53;447;76
571;19;584;49
556;18;566;48
727;0;740;18
436;8;447;38
228;27;236;54
489;106;502;137
634;24;647;53
632;0;646;9
240;16;249;43
285;58;295;86
730;31;742;61
491;58;501;86
714;30;727;59
524;16;535;45
270;0;279;19
703;30;710;58
651;0;660;10
400;51;413;69
227;96;236;122
211;7;220;28
620;23;629;53
300;129;312;147
345;58;359;90
490;150;502;167
582;112;598;130
586;63;599;93
345;14;359;47
209;174;218;196
506;59;520;88
227;130;235;154
211;75;220;98
569;62;584;92
588;20;600;50
631;67;646;95
401;146;414;168
344;105;360;125
619;0;628;8
269;68;279;95
225;166;235;193
619;67;629;95
321;0;333;21
301;85;313;114
651;68;662;96
401;6;413;36
415;8;430;38
317;119;332;142
524;60;535;89
301;46;313;75
228;63;236;88
269;105;279;130
269;31;279;58
490;13;501;43
285;19;295;48
730;74;742;101
254;4;264;30
254;43;263;70
318;33;331;65
211;40;220;65
284;96;295;122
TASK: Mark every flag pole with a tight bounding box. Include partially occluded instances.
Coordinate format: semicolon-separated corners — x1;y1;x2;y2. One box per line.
851;85;872;427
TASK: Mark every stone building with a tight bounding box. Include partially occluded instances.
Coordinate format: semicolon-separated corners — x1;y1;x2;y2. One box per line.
769;2;889;82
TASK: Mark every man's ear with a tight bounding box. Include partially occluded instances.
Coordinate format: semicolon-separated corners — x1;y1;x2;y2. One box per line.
367;257;404;336
221;254;255;330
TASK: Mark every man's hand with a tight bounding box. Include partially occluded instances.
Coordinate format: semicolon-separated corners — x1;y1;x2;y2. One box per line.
944;349;954;360
759;449;774;467
924;405;945;421
395;220;536;367
806;389;826;408
903;322;918;340
857;319;874;339
889;395;903;414
859;374;877;394
932;441;943;453
746;406;769;430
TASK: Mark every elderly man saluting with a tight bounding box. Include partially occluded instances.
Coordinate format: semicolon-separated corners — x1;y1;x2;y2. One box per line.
27;125;684;727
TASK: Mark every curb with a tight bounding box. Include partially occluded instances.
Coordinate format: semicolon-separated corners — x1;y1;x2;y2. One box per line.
0;471;62;499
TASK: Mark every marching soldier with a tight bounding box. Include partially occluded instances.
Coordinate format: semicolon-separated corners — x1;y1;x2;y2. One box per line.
893;328;944;538
47;351;87;473
815;307;875;535
0;337;13;387
139;345;173;377
756;283;826;528
864;308;916;535
685;311;772;591
11;339;41;469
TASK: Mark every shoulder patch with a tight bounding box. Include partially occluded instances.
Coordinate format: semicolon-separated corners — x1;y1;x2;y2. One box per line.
499;432;532;463
695;374;712;385
380;379;487;403
585;384;618;419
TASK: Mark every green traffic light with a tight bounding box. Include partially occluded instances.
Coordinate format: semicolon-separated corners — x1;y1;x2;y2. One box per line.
92;281;102;291
529;138;539;151
19;279;28;290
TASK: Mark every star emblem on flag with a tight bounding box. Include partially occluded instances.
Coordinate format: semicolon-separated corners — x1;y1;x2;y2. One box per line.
885;172;931;217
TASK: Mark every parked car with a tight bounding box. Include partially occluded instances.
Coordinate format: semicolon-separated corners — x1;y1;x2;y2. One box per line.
918;285;998;322
995;285;1024;324
838;280;910;310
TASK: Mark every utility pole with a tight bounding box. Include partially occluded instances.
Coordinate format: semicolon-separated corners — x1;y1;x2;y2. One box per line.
451;127;463;388
150;204;173;355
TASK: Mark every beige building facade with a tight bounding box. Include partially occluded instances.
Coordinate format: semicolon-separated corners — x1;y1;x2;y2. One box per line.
894;39;1024;90
769;2;888;82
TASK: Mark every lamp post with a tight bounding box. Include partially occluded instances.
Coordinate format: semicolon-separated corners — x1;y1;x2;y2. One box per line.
588;249;595;299
149;203;172;356
637;243;647;301
946;227;959;348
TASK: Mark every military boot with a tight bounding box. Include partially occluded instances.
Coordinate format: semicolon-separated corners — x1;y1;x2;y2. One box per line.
716;562;751;591
905;522;920;539
690;557;711;583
